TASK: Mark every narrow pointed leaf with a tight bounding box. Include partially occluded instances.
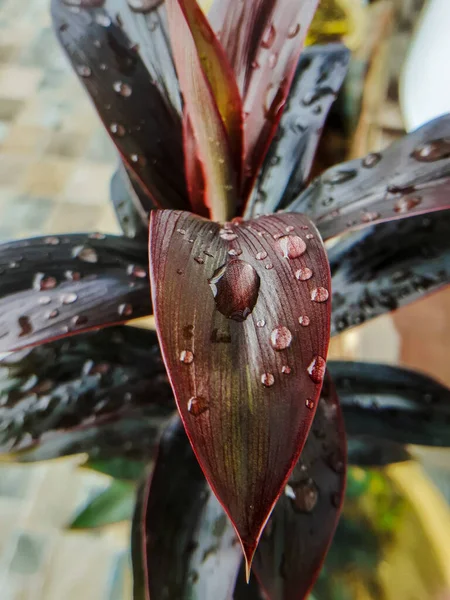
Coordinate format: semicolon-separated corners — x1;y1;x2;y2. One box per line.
0;327;174;459
110;166;150;240
233;563;265;600
133;417;242;600
183;113;209;218
329;210;450;335
69;479;135;529
245;44;350;218
167;0;239;220
0;234;151;352
149;210;331;566
329;361;450;446
51;0;189;210
253;373;346;600
347;437;411;467
288;114;450;239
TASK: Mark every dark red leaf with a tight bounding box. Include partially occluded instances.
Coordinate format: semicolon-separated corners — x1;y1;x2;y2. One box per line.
149;210;331;569
253;372;346;600
0;234;151;352
110;165;150;240
133;416;242;600
210;0;319;199
329;210;450;335
51;0;190;210
288;114;450;239
245;43;350;218
330;360;450;447
0;327;173;460
183;113;209;218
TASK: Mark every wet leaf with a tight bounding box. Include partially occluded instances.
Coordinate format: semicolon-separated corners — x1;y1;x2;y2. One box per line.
149;210;331;568
69;479;135;529
51;0;189;210
347;437;411;467
210;0;319;198
0;327;173;459
288;114;450;238
329;360;450;446
329;210;450;335
253;373;346;600
0;234;151;352
110;166;150;240
132;417;242;600
246;43;350;218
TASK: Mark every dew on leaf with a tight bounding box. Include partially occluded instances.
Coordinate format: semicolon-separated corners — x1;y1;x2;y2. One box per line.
261;372;275;387
307;356;326;383
38;296;52;305
96;14;112;27
72;245;98;263
188;396;209;417
180;350;194;364
261;23;276;49
256;319;266;328
110;123;126;137
209;260;260;322
298;315;310;326
44;236;60;246
362;152;381;168
113;81;132;97
311;287;329;303
295;267;312;281
76;65;92;78
286;480;318;513
72;315;88;327
265;263;274;270
255;250;268;260
18;316;32;337
118;303;133;317
324;169;357;185
47;309;59;319
361;211;380;223
411;138;450;162
228;248;242;257
219;229;238;242
270;326;292;351
33;273;57;291
277;235;306;259
394;196;422;213
61;293;78;305
127;265;147;278
287;23;300;38
306;233;314;240
305;398;315;410
127;0;163;12
281;365;291;374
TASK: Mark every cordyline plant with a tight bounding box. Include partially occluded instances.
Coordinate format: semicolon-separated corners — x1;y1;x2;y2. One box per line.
1;0;450;597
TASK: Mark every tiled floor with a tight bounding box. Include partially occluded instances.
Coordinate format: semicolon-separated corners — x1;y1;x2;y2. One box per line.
0;0;129;598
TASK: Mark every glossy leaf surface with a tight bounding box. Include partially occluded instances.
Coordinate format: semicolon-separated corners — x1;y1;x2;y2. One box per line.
246;43;350;218
209;0;319;198
52;0;189;210
0;327;173;459
167;0;239;221
149;210;331;566
289;114;450;239
329;210;450;335
329;361;450;446
0;234;151;352
133;417;242;600
69;479;135;529
253;373;346;600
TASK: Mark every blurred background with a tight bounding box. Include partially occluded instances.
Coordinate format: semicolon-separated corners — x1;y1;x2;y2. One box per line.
0;0;449;598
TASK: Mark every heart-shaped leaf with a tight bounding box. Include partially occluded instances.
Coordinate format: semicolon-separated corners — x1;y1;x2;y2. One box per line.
253;372;346;600
0;327;174;459
246;43;350;218
288;114;450;239
329;360;450;446
329;210;450;335
149;210;331;568
132;417;242;600
51;0;189;210
0;234;151;352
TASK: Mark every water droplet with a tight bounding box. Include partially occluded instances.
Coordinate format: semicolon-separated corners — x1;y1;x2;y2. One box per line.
295;267;312;281
209;260;260;322
261;23;276;49
256;319;266;328
270;326;292;351
307;356;326;383
361;211;380;223
311;287;329;303
96;14;111;27
38;296;51;305
394;196;422;213
265;263;274;270
255;251;268;260
327;452;345;474
411;138;450;162
113;81;132;97
88;232;106;240
180;350;194;364
130;153;146;166
305;398;315;410
71;315;88;327
285;225;294;232
188;396;209;416
177;228;186;235
306;233;314;240
110;123;126;137
61;293;77;305
281;365;291;374
127;0;163;12
127;265;147;278
287;23;300;38
362;152;382;168
72;245;98;263
219;229;238;241
277;235;306;259
261;372;275;387
177;269;184;275
9;261;19;269
18;316;32;337
194;256;205;265
251;60;260;69
324;169;357;185
228;248;242;257
286;480;318;513
33;273;57;291
44;236;60;245
65;270;80;281
118;303;133;317
298;315;310;327
47;309;59;319
268;52;278;68
76;65;91;78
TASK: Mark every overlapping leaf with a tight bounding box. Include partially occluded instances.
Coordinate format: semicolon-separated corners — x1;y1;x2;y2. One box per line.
288;114;450;239
110;166;150;240
253;373;346;600
149;210;331;567
329;210;450;335
329;361;450;447
246;43;350;218
69;479;135;529
0;234;151;352
0;327;173;459
132;417;242;600
51;0;189;210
